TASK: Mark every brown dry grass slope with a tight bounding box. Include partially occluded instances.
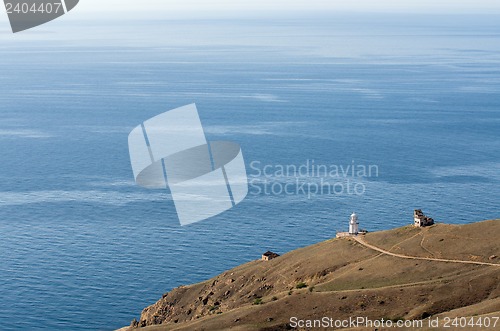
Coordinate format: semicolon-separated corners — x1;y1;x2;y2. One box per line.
123;220;499;331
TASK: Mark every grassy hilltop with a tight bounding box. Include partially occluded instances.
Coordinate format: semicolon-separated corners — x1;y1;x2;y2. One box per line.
121;220;500;331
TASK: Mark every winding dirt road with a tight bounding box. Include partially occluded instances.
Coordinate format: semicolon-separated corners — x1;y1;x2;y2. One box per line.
353;236;500;267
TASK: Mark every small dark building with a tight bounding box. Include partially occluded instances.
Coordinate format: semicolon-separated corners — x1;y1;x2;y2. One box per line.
262;251;280;261
414;209;435;227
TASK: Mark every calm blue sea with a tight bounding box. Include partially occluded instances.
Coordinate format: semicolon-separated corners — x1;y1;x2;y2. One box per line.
0;15;499;330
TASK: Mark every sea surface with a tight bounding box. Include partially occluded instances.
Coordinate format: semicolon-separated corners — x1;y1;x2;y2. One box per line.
0;15;499;330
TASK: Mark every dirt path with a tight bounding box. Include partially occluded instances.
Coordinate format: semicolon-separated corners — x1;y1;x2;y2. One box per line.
353;236;500;267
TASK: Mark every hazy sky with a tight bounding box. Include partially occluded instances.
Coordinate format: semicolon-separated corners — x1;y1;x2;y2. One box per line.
75;0;500;16
1;0;500;28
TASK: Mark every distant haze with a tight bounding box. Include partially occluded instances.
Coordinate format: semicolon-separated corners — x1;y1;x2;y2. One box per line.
72;0;500;17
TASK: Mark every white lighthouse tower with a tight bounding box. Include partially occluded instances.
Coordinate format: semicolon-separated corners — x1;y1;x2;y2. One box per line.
349;212;359;235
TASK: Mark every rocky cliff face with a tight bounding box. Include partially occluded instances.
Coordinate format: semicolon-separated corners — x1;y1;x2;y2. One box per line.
136;258;307;327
